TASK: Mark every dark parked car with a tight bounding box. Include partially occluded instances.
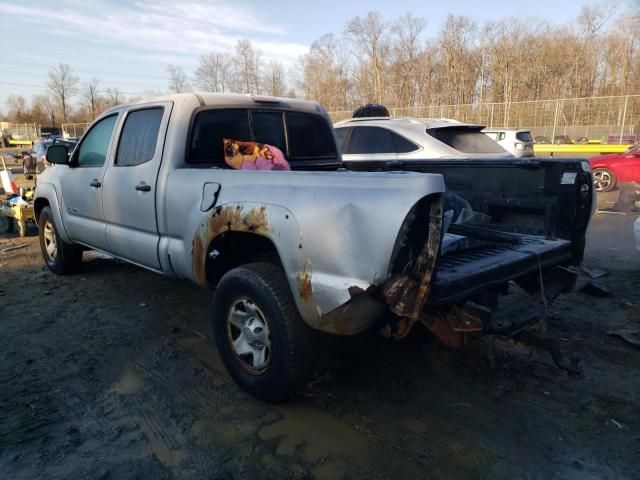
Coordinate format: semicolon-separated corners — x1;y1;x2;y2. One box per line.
25;138;77;174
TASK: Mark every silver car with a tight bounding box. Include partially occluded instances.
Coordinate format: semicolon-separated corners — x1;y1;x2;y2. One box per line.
335;117;512;162
483;128;535;158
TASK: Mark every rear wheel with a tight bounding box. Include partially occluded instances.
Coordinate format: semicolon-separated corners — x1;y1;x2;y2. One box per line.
38;206;83;274
0;215;14;234
593;168;616;192
213;262;317;401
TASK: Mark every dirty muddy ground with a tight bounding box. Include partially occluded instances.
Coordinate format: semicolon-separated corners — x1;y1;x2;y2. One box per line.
0;178;639;479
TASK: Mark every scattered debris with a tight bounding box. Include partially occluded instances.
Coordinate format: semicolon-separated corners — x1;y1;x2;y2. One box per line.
579;281;612;297
608;418;624;429
581;265;608;279
192;330;207;339
139;302;148;308
0;243;27;254
607;329;640;348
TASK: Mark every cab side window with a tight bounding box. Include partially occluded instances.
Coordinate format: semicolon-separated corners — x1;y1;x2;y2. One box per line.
116;108;164;166
76;115;118;167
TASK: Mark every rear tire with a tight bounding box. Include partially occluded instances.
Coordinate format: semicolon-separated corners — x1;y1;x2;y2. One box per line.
212;262;317;401
38;206;83;274
0;215;14;234
593;168;616;192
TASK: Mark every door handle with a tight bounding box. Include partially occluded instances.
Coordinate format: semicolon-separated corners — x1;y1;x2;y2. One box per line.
135;183;151;192
90;179;101;188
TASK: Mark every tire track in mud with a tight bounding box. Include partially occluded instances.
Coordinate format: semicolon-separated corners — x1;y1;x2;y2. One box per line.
94;333;236;474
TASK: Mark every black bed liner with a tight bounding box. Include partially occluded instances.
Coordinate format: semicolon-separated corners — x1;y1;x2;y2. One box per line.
428;235;573;305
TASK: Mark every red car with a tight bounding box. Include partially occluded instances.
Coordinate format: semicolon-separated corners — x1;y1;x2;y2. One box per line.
590;145;640;192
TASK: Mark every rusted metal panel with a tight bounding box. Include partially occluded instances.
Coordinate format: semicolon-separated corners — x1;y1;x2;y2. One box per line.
297;261;313;304
411;196;444;320
381;195;444;339
192;204;270;285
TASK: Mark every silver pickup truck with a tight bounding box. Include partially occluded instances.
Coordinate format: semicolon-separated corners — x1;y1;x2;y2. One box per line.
36;93;593;400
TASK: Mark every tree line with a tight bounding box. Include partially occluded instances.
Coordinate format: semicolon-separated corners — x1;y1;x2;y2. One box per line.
2;2;639;127
298;3;639;112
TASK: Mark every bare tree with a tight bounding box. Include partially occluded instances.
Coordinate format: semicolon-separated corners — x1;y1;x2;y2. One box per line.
5;94;28;122
299;34;352;111
234;39;262;94
345;11;390;104
30;95;53;125
105;87;124;107
166;65;191;93
83;77;101;120
264;60;287;97
194;53;233;92
47;63;79;123
389;13;426;107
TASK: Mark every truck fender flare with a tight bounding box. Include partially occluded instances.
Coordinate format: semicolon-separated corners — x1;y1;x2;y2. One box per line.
34;183;72;244
191;202;320;324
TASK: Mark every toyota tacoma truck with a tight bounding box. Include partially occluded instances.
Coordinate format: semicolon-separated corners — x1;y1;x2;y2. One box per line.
35;93;593;401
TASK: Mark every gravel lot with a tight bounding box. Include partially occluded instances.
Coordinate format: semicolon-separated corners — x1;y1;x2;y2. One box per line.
1;169;639;480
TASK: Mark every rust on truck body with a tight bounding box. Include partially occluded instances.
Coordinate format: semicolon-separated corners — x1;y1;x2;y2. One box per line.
382;196;444;339
192;204;270;286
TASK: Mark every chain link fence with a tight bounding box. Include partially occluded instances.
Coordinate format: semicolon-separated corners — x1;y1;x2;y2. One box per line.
0;122;39;141
61;123;91;139
40;96;640;145
329;95;640;143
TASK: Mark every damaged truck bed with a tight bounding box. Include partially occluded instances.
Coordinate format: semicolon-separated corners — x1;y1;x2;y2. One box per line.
34;94;593;400
349;157;593;372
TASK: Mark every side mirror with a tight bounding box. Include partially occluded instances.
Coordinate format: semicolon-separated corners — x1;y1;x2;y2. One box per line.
47;144;69;165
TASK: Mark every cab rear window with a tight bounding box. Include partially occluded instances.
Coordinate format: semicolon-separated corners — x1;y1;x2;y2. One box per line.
428;127;506;154
189;108;337;165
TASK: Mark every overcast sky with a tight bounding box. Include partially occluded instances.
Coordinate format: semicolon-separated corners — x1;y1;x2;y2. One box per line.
0;0;619;108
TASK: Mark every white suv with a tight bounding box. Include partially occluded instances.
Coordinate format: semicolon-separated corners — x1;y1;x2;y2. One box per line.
335;117;512;162
483;128;534;158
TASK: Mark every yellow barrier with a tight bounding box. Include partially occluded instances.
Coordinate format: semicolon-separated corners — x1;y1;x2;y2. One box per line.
534;144;632;155
8;139;33;147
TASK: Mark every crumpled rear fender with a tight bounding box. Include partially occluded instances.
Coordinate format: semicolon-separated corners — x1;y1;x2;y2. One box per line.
192;191;444;335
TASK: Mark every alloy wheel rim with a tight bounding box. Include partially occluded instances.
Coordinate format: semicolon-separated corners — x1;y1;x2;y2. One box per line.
593;170;611;191
227;297;272;374
43;221;57;261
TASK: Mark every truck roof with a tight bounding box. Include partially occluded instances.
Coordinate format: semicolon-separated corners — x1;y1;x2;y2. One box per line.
103;92;324;115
